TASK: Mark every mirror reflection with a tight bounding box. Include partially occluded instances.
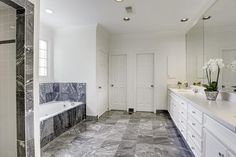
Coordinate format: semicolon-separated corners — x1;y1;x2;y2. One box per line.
187;0;236;92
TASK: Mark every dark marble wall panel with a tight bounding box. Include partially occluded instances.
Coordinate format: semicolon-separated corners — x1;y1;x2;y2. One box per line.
40;104;86;148
39;83;86;104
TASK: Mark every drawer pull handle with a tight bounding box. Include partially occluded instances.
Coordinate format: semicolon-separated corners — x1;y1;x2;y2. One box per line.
192;123;196;126
192;111;196;114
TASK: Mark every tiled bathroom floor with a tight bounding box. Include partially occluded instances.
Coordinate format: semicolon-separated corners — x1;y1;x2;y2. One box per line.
41;111;194;157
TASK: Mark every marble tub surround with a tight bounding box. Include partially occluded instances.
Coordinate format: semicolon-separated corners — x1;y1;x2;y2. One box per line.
41;111;193;157
40;83;86;104
169;87;236;133
40;103;86;148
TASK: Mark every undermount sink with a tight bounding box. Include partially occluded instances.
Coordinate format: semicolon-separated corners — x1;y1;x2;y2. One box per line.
174;89;192;93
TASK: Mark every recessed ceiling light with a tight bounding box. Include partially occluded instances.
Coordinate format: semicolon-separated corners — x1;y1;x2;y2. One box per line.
123;17;130;21
180;18;189;22
202;16;211;20
45;9;54;14
115;0;124;2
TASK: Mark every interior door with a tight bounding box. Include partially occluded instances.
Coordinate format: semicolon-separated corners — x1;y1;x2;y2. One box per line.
221;49;236;87
136;53;154;112
109;55;127;110
97;50;109;117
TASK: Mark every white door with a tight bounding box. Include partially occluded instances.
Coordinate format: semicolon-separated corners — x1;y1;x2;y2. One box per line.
97;50;109;117
109;55;127;110
221;49;236;87
136;53;154;112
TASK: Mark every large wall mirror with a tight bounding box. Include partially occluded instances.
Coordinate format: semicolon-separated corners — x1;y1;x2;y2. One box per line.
187;0;236;92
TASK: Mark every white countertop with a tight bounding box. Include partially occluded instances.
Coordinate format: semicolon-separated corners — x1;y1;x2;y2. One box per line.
169;88;236;133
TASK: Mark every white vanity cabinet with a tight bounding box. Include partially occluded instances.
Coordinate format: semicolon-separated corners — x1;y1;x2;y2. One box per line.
168;92;188;139
187;103;203;157
168;89;236;157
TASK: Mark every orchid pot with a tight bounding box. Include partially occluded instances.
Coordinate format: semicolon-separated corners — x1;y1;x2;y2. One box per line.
202;59;224;101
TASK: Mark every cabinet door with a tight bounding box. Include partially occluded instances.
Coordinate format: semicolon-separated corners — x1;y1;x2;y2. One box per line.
204;131;227;157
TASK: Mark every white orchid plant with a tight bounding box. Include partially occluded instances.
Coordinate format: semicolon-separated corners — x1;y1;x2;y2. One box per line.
202;59;224;91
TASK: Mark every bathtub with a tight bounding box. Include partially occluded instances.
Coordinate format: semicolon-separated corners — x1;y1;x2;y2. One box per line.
39;101;84;121
40;101;86;147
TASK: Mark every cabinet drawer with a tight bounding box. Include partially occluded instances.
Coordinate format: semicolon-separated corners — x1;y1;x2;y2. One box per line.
187;127;202;151
187;137;201;157
188;104;203;124
179;107;187;120
178;122;187;140
179;115;187;129
188;116;202;137
179;99;187;110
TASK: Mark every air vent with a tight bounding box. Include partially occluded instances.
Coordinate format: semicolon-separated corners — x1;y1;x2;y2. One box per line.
128;108;134;114
125;6;133;14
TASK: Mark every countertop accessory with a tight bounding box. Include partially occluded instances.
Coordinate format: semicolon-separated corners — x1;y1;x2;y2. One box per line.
202;59;224;101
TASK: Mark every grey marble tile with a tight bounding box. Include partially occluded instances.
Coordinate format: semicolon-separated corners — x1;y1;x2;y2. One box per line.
42;111;194;157
39;83;86;104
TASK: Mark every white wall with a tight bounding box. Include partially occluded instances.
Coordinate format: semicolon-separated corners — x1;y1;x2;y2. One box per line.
39;23;54;82
54;25;97;116
0;7;17;156
109;32;186;110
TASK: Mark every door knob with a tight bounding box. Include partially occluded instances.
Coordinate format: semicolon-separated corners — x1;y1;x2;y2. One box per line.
111;84;114;87
151;85;154;88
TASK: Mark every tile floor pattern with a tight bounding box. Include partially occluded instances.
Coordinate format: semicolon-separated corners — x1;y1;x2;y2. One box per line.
42;111;194;157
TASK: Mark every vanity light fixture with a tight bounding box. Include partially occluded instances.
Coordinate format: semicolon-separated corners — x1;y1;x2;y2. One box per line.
180;18;189;22
45;9;54;14
123;17;130;21
115;0;124;2
202;16;211;20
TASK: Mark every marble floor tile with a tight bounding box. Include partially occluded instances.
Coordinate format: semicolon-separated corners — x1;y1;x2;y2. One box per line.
41;111;194;157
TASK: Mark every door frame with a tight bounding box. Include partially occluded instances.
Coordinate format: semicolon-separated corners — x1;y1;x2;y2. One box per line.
108;53;128;111
134;52;157;113
97;49;109;117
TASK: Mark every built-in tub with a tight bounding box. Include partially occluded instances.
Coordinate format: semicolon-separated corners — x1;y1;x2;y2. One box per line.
40;101;84;121
40;101;86;148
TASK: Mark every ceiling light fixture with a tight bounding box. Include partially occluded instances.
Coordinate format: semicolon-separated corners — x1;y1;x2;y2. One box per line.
202;16;211;20
115;0;124;2
123;17;130;21
45;9;54;14
180;18;189;22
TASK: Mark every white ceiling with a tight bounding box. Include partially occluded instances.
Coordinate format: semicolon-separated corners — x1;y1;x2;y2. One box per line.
204;0;236;29
40;0;212;34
